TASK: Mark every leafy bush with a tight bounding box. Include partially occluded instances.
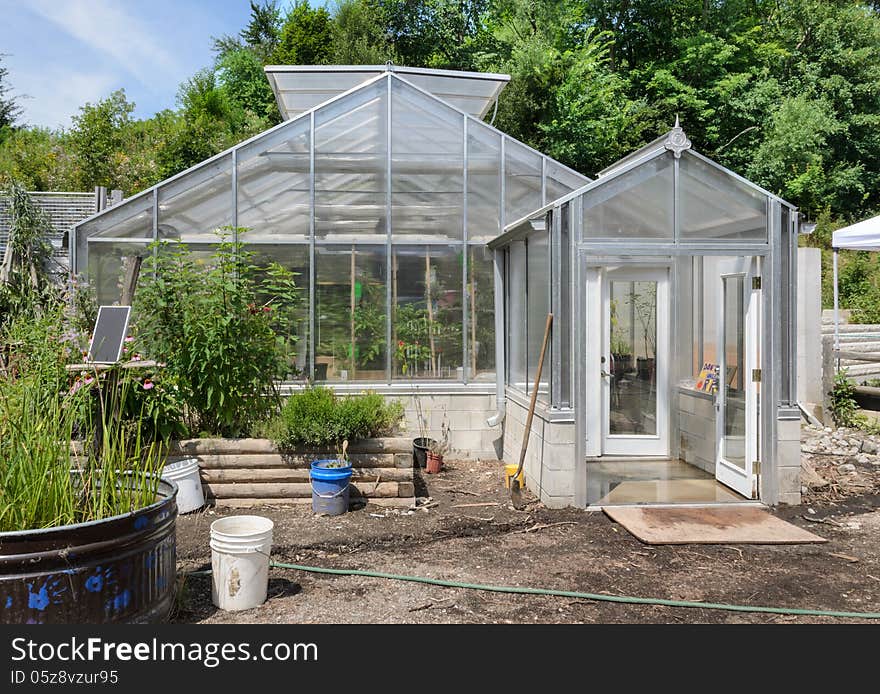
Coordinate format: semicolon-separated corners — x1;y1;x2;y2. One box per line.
829;370;858;428
269;386;403;449
133;229;304;437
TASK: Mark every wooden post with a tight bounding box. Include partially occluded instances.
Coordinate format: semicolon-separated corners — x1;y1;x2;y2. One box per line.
120;255;143;306
470;272;477;375
350;245;356;377
425;253;436;377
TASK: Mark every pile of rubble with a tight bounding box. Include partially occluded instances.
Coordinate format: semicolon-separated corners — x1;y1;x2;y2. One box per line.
801;424;880;499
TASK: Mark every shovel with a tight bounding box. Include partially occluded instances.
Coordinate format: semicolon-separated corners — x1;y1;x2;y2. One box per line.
510;313;553;510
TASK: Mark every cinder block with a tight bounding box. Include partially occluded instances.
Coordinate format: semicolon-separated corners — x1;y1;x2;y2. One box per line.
546;422;576;445
449;410;471;431
539;493;574;509
776;419;801;442
538;468;576;497
541;442;576;471
394;453;412;469
777;466;801;497
775;438;801;468
778;491;802;506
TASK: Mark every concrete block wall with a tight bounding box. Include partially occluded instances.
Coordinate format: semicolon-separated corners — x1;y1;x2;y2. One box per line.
775;417;802;506
502;396;577;508
677;389;716;475
394;392;501;459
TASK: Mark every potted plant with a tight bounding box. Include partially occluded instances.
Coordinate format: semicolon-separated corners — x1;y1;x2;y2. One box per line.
631;289;657;382
425;413;449;474
411;394;435;468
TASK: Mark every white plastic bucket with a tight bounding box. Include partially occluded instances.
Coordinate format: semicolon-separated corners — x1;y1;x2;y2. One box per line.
209;515;274;612
161;458;205;514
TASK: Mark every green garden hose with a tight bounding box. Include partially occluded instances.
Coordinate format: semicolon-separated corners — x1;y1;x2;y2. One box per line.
262;560;880;620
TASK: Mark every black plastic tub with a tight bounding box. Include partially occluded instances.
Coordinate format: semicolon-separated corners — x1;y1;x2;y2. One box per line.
0;478;178;624
412;437;436;468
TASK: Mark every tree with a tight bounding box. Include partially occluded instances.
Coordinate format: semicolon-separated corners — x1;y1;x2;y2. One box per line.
66;90;135;190
332;0;396;64
0;54;22;134
273;2;334;65
217;48;280;123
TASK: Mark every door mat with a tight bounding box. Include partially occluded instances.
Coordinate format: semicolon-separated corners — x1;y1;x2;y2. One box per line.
603;506;827;545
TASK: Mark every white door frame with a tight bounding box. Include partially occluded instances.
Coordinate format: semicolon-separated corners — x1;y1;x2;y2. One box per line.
586;266;670;458
714;258;760;499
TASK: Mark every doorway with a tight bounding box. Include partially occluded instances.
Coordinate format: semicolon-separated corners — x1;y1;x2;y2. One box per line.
586;266;670;458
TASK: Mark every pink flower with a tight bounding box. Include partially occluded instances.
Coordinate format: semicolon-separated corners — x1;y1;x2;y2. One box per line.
131;353;143;362
124;336;134;343
143;379;155;390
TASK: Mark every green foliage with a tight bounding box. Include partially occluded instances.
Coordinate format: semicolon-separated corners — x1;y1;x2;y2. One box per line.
0;183;61;329
0;54;21;131
273;1;334;65
67;90;135;189
134;229;304;437
0;373;166;532
270;386;403;449
332;0;396;63
217;48;280;123
829;370;858;428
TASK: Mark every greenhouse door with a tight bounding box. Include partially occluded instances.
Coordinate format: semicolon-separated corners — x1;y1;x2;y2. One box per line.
714;258;760;499
599;268;670;457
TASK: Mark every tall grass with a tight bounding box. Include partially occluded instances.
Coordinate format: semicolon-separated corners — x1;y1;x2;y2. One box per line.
0;373;166;533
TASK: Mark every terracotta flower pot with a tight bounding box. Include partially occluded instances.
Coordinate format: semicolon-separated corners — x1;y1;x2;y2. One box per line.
425;451;443;474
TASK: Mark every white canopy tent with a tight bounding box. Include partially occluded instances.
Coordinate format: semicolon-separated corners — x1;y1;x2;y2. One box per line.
831;214;880;363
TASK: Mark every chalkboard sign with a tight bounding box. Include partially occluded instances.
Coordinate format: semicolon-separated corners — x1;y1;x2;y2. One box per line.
87;306;131;364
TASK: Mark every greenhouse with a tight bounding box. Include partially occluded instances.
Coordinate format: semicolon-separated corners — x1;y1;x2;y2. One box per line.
73;66;585;390
490;120;802;507
72;66;801;508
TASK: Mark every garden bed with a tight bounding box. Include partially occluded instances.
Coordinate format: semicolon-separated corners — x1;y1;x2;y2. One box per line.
168;438;417;508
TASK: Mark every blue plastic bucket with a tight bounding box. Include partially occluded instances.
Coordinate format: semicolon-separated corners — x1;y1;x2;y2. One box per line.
310;459;353;516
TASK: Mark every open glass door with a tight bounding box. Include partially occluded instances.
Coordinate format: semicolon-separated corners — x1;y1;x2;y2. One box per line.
715;259;760;498
601;268;669;456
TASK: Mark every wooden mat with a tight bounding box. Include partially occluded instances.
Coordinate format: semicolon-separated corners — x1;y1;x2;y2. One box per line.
604;506;827;545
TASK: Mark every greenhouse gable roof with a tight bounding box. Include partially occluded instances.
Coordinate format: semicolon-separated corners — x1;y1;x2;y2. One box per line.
265;65;510;121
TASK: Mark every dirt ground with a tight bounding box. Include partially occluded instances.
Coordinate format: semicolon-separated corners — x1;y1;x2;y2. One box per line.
173;443;880;624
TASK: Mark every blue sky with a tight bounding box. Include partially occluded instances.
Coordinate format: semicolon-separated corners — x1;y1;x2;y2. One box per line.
0;1;327;130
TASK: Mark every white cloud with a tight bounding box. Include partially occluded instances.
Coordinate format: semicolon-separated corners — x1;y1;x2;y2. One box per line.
25;0;183;91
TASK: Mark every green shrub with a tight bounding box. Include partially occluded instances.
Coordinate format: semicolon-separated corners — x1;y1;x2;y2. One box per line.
133;229;304;437
829;370;858;428
270;386;403;449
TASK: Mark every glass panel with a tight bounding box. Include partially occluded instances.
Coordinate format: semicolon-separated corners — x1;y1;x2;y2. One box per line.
679;152;767;242
237;119;311;243
583;153;673;239
87;241;149;305
315;245;387;381
78;194;153;240
158;154;233;243
609;281;657;435
391;79;463;243
504;139;543;224
468;245;495;381
392;245;463;380
467;125;501;243
527;233;550;404
507;241;527;390
722;275;746;468
314;80;387;243
248;244;311;381
546;160;587;204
